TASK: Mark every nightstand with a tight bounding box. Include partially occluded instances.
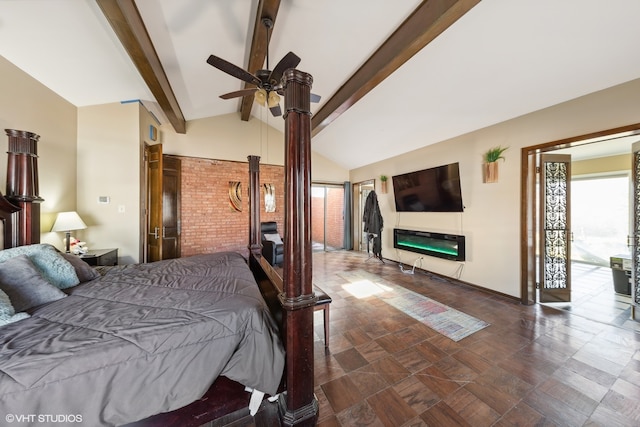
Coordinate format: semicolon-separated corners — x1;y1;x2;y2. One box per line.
80;248;118;266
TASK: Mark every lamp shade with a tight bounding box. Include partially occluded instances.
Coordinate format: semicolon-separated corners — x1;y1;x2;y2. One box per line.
51;211;87;232
267;91;280;108
254;88;267;106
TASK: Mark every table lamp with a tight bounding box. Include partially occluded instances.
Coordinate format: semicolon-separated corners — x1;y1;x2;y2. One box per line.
51;211;87;253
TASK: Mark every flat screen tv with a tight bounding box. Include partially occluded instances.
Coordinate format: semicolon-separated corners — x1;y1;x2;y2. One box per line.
392;162;464;212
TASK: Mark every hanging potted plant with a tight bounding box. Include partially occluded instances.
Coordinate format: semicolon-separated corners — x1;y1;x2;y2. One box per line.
380;175;388;194
483;146;508;183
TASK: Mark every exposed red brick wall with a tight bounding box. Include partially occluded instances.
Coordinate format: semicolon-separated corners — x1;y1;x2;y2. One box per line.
325;187;344;248
179;157;284;258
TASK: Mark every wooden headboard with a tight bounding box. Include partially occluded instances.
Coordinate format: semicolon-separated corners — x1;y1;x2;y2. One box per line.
0;191;20;249
2;129;44;248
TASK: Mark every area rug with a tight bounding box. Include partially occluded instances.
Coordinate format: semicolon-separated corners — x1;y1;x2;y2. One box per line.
338;270;489;342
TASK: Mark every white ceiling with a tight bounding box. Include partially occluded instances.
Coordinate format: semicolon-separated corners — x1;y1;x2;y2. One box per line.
1;0;639;169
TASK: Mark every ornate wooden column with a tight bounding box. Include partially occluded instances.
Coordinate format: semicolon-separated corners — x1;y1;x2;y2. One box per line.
5;129;43;247
0;190;20;249
248;155;262;255
278;69;318;426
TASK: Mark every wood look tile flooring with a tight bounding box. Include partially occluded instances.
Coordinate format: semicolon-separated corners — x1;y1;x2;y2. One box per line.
544;262;637;331
311;251;640;427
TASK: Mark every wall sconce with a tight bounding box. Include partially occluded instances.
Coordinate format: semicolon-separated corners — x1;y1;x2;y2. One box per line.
51;211;87;253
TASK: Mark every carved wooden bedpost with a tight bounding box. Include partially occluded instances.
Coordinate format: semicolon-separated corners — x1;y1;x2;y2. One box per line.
278;69;318;426
5;129;44;247
248;155;262;256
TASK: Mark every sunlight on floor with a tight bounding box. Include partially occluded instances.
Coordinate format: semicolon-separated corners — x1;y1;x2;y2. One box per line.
342;279;393;298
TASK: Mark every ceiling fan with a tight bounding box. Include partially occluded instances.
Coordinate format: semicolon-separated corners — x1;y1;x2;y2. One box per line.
206;17;320;117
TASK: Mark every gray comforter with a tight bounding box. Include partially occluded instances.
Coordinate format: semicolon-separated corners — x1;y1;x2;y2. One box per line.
0;252;284;427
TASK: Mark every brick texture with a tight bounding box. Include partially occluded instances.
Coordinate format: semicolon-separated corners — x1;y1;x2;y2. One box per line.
179;157;284;258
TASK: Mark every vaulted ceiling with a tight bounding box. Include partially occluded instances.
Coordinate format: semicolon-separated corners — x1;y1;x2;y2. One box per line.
1;1;639;169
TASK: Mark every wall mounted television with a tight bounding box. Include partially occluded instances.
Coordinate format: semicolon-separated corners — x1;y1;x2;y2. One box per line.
392;162;464;212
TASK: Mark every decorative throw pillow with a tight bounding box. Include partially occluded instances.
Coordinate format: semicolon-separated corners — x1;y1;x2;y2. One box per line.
0;290;29;326
0;288;14;319
60;252;100;283
0;255;67;312
0;283;32;327
264;233;283;245
0;244;79;289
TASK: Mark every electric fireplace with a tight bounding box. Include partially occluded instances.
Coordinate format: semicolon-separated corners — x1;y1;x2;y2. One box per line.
393;228;465;261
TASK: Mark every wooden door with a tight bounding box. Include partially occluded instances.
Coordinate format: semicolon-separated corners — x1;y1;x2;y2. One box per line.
146;144;163;262
539;153;572;302
162;156;181;260
631;141;640;320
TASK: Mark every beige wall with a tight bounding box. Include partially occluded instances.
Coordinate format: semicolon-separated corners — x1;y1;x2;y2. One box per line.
0;55;77;246
350;78;640;298
77;102;145;264
160;113;349;182
572;153;631;176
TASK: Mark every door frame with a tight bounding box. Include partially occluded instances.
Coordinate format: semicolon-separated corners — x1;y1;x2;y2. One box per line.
311;182;346;252
520;122;640;306
353;180;375;252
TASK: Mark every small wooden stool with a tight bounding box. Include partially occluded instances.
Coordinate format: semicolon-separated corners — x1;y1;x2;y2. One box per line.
313;286;332;348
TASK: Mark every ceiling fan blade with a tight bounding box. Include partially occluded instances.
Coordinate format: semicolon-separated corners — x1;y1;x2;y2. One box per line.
310;93;321;103
206;55;261;86
269;104;282;117
269;51;301;83
219;88;258;100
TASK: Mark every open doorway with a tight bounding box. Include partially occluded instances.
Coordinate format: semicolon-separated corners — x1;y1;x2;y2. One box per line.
565;172;632;324
354;180;375;252
311;184;345;252
521;123;640;326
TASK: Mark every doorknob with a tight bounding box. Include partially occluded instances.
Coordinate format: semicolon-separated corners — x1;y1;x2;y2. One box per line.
149;227;159;240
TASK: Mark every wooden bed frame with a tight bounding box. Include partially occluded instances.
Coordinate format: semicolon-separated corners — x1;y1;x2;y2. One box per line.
0;69;318;426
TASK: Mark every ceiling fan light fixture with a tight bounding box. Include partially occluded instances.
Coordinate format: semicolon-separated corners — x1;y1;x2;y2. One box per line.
254;88;267;106
267;91;280;108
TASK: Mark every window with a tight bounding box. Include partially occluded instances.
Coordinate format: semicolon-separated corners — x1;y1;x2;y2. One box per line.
571;175;630;266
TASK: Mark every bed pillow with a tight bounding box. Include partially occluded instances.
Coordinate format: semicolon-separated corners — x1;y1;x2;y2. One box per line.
60;252;100;283
0;288;14;319
0;281;33;327
264;233;283;245
0;244;79;289
0;255;67;312
0;289;30;327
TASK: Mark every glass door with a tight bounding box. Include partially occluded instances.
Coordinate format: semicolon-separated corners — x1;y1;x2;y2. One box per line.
571;175;630;266
632;141;640;320
539;153;572;303
311;184;345;252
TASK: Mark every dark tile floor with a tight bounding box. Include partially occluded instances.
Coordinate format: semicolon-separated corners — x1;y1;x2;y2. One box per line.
545;262;637;331
310;251;640;426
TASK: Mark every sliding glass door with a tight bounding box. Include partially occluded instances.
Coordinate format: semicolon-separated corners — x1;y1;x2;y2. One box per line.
311;184;345;252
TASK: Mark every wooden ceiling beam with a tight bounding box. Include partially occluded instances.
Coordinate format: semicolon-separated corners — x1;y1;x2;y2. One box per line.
239;0;282;121
96;0;186;134
311;0;480;136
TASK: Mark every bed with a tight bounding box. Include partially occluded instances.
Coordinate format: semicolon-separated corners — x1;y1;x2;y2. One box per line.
0;249;283;426
0;69;318;426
